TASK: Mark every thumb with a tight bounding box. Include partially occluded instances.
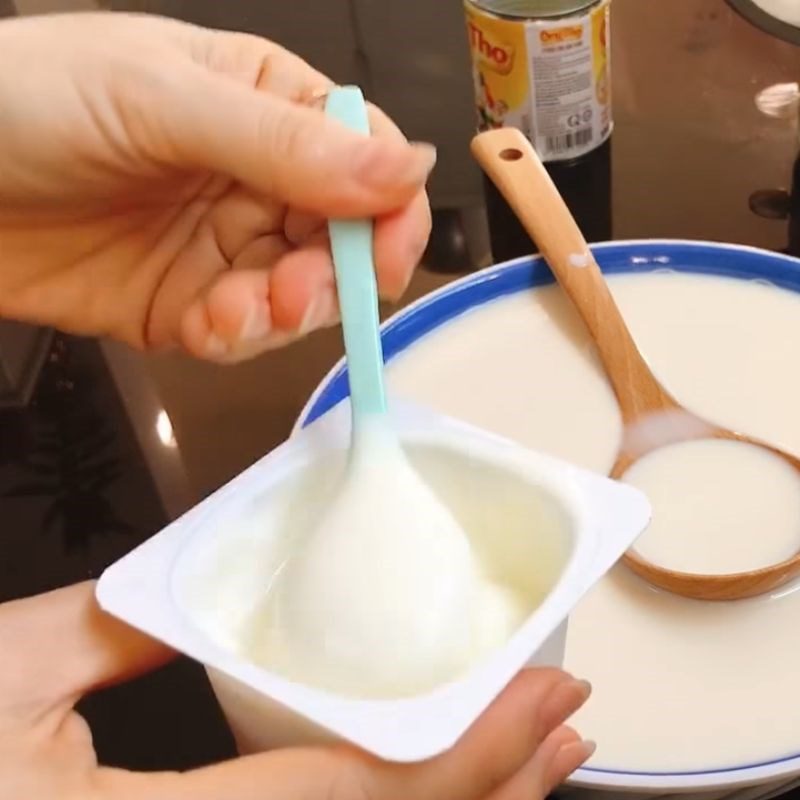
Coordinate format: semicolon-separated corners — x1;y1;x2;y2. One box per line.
156;66;436;217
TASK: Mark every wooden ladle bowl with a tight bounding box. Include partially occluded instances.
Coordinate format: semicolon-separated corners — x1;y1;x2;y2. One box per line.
471;127;800;602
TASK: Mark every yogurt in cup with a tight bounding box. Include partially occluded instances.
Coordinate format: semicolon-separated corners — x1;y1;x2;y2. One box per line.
97;397;649;762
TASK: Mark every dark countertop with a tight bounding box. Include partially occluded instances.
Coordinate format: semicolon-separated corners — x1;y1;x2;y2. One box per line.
2;0;800;784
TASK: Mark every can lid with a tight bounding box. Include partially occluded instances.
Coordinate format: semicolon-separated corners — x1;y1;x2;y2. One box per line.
471;0;599;18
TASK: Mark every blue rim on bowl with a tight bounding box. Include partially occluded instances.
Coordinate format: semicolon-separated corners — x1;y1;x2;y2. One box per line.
295;239;800;792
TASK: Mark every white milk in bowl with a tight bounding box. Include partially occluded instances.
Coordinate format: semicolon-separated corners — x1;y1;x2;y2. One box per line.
346;253;800;788
624;438;800;575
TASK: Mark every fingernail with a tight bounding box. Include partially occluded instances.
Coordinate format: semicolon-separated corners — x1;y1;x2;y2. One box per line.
299;293;335;335
356;140;437;189
205;332;228;358
410;141;438;172
578;740;597;760
239;303;270;342
541;679;592;726
388;268;415;304
573;679;593;701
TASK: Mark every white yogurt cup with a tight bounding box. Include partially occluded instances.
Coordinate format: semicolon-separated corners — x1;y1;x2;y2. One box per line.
97;395;648;764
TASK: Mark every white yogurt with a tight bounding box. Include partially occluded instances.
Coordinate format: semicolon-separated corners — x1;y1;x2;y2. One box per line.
625;439;800;574
271;420;526;698
187;436;571;700
385;271;800;772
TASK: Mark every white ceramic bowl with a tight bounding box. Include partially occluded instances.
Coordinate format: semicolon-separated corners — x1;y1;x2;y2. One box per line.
295;240;800;798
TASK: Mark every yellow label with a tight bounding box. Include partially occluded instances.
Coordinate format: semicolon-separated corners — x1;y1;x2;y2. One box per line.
539;24;584;46
465;2;529;128
591;1;610;107
468;19;516;75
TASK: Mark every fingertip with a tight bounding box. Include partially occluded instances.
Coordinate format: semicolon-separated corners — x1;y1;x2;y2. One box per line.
578;739;597;761
353;139;437;198
374;190;431;302
446;669;573;792
295;131;435;217
536;677;592;735
206;271;271;343
180;301;219;361
269;247;336;332
181;251;340;363
180;271;277;362
545;738;596;795
262;100;433;216
486;726;592;800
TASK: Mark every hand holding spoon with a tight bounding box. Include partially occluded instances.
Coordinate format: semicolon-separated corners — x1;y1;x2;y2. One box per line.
472;127;800;601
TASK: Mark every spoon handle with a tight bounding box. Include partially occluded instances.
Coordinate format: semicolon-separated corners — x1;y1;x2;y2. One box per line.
471;127;674;422
325;87;387;420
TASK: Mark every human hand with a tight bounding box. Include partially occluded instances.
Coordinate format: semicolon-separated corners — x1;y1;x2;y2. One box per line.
0;581;593;800
0;13;433;361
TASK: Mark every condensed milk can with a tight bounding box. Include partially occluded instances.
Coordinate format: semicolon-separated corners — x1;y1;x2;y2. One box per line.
464;0;612;162
464;0;613;261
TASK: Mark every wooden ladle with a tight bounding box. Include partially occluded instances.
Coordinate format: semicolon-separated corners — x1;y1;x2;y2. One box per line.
472;127;800;601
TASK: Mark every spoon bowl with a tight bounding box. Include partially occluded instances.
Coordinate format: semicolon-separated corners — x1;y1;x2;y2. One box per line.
471;127;800;601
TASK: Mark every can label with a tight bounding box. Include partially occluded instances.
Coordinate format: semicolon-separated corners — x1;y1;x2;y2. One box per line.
465;0;612;162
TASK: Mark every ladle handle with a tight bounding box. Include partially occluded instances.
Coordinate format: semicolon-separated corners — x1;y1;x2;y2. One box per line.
471;128;674;421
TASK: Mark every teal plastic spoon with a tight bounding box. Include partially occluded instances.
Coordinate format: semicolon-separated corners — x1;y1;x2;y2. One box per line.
275;87;485;697
324;86;387;432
